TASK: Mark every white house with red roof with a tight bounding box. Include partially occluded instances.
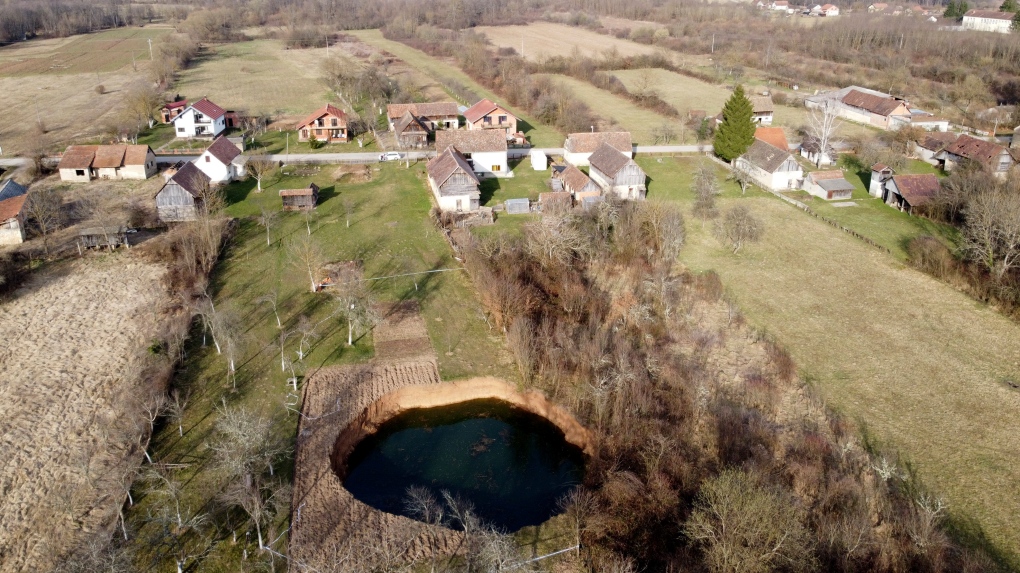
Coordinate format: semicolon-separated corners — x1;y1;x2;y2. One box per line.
820;3;840;15
194;136;244;183
463;99;518;135
172;97;228;138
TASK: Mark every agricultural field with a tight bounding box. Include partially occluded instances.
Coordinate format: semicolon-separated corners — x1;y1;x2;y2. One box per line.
0;27;171;155
637;156;1020;561
0;256;167;573
349;30;564;148
473;22;667;62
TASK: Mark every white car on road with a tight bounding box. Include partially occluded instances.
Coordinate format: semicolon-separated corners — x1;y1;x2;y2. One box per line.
379;152;404;161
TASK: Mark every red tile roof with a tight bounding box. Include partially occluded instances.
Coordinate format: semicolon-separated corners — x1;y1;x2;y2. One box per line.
435;129;507;153
204;136;240;165
944;134;1007;167
964;9;1014;20
892;174;939;207
0;193;27;222
191;97;227;119
841;89;907;117
58;145;99;170
164;100;188;110
92;145;127;169
464;99;511;124
754;127;789;150
387;102;459;120
565;131;632;154
296;104;348;130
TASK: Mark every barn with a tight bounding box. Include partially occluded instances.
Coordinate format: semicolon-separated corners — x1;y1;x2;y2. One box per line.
588;142;647;200
155;163;211;223
280;184;320;211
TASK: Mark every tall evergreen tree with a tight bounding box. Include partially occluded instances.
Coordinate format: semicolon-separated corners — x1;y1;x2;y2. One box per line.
713;85;756;162
1012;10;1020;30
1001;0;1018;12
944;0;957;18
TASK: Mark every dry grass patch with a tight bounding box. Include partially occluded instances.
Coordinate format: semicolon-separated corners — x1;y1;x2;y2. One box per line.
678;193;1020;560
533;73;668;144
474;22;665;62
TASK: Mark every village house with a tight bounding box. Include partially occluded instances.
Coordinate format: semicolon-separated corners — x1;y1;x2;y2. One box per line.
884;174;940;214
937;134;1013;177
172;97;228;138
735;139;803;191
280;183;320;211
160;99;188;123
588;142;647;200
800;135;836;166
194;136;244;184
751;95;775;125
393;111;430;148
434;129;509;178
426;146;480;212
805;86;911;130
155;162;211;223
771;0;790;10
868;163;895;198
803;170;855;200
57;145;157;182
962;9;1014;33
868;3;889;12
890;113;951;132
754;127;789;151
0;179;29;245
560;164;601;203
295;104;349;143
386;102;459;131
563;131;633;166
820;3;840;15
463;99;518;135
913;132;958;165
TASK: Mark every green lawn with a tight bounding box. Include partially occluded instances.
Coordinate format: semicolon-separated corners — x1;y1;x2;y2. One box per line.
478;159;551;206
249;129;383;154
128;162;516;571
348;30;564;148
137;124;176;150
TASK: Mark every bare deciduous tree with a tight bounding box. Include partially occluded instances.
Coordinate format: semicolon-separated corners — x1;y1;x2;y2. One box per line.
963;190;1020;280
167;389;190;438
255;289;282;328
290;235;323;292
329;267;378;346
23;188;66;256
342;196;355;228
692;163;720;222
807;98;841;168
257;206;278;246
718;205;764;254
247;155;276;193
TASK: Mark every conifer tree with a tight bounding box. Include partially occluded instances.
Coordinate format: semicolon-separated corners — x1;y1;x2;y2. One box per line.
713;85;756;162
1013;11;1020;30
1001;0;1018;12
944;0;958;18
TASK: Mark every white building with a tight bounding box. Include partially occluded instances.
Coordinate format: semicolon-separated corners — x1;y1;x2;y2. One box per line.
735;140;803;191
0;179;28;245
426;146;481;212
962;9;1014;33
563;131;633;167
57;145;157;182
434;130;509;178
194;136;244;184
172;97;228;138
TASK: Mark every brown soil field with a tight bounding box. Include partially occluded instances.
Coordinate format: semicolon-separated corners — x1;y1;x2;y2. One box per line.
0;255;167;572
473;22;668;62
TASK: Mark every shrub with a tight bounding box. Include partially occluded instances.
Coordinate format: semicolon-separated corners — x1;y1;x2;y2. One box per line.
94;84;105;95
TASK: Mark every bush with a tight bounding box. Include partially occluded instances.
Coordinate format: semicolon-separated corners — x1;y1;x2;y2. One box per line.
94;84;105;95
907;235;957;280
0;252;28;297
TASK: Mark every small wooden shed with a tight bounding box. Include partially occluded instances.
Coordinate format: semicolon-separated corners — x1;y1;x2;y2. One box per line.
280;183;320;211
77;225;129;253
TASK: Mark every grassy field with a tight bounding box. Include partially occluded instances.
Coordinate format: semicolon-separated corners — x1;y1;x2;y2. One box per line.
348;30;564;148
474;22;666;62
479;159;552;206
0;27;172;76
636;156;1020;563
128;162;516;570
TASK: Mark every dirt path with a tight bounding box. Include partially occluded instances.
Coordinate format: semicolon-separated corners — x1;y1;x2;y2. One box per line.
0;256;165;572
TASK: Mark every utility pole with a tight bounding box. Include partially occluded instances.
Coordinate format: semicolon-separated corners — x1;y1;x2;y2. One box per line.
711;34;715;54
286;132;289;159
147;38;153;60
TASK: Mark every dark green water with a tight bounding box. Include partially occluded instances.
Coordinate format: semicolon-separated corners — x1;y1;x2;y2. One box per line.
342;399;585;531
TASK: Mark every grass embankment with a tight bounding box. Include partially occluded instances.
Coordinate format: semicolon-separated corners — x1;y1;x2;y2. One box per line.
129;162;515;570
349;30;564;148
631;155;1020;565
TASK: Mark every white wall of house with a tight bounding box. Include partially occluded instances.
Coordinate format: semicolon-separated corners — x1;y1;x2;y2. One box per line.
735;158;802;191
800;148;834;166
58;168;92;183
173;108;226;138
0;217;24;245
468;151;510;178
962;15;1011;33
430;183;479;212
912;143;941;165
194;153;236;184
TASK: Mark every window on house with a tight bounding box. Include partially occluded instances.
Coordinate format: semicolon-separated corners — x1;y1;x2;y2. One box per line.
456;199;463;211
316;119;324;127
177;128;185;133
331;118;338;127
75;169;85;176
483;116;492;124
205;156;210;162
498;115;507;123
492;164;501;172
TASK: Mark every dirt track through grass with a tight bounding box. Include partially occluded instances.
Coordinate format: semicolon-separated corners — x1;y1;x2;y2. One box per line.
670;187;1020;562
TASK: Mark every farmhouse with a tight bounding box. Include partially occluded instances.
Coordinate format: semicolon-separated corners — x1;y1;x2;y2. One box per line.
735;139;803;191
869;163;895;197
434;129;509;178
588;142;647;200
172;97;228;138
386;102;459;131
393;111;429;148
820;3;840;15
800;135;836;166
884;174;940;214
296;104;348;143
913;132;958;165
160;99;187;123
155;162;211;222
805;86;911;130
564;131;633;166
280;184;320;211
0;179;28;245
751;96;775;125
754;127;789;151
194;136;244;184
426;146;480;212
937;134;1013;177
57;145;157;182
464;99;518;135
560;164;601;199
868;3;889;11
962;9;1013;33
771;0;789;10
803;170;854;200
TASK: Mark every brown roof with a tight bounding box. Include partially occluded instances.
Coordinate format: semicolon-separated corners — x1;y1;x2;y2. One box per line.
124;145;152;166
394;110;428;135
741;139;793;173
427;146;479;195
561;164;594;192
92;145;126;168
205;136;240;165
296;104;348;130
754;127;789;150
964;9;1014;20
871;163;892;172
892;174;939;207
279;184;320;197
58;145;99;170
943;134;1007;167
0;193;27;222
539;192;572;205
917;132;958;152
565;131;632;154
191;97;226;119
750;95;774;114
435;129;507;153
841;89;907;117
588;142;633;177
807;170;845;181
163;100;187;110
464;99;511;124
167;162;211;197
387;102;459;120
